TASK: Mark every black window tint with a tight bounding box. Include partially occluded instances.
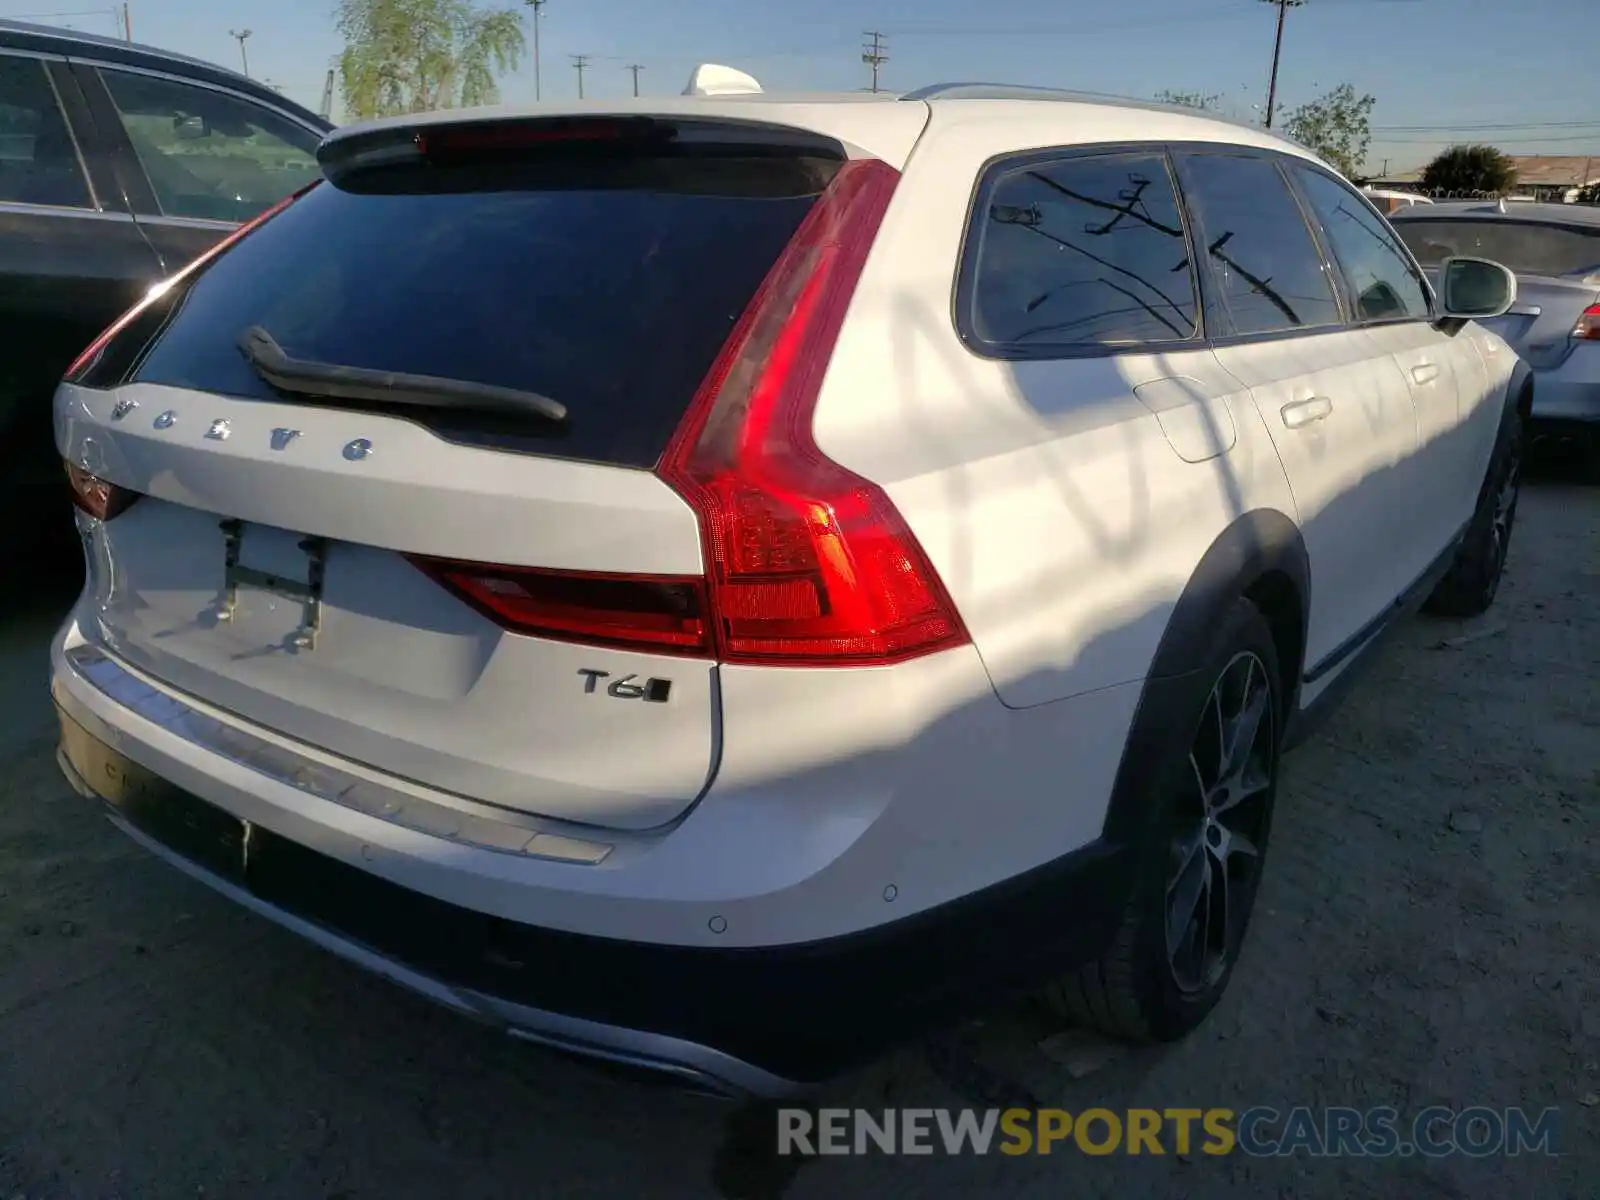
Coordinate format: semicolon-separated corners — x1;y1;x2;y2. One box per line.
0;55;91;208
1180;153;1340;336
1393;218;1600;277
1296;168;1430;322
127;155;829;467
968;152;1198;349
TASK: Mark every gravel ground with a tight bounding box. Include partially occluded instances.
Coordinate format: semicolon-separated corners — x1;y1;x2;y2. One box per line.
0;465;1595;1199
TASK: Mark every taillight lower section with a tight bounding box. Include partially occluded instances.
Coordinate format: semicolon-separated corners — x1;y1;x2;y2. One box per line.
64;461;140;521
658;157;969;666
1573;304;1600;341
406;557;710;656
410;158;968;668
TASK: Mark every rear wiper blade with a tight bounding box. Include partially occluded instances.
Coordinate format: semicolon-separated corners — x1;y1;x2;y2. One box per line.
237;325;568;425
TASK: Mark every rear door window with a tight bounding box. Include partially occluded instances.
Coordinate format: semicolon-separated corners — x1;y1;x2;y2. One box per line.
98;68;321;222
963;150;1200;351
1176;152;1342;337
1295;167;1432;322
0;53;91;209
123;148;832;467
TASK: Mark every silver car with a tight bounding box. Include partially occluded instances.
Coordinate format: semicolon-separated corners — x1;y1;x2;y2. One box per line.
1391;201;1600;456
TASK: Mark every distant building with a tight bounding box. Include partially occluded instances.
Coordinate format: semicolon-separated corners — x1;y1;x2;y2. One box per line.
1362;155;1599;203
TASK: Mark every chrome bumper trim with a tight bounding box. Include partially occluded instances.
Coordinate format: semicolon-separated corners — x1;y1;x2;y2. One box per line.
62;644;614;865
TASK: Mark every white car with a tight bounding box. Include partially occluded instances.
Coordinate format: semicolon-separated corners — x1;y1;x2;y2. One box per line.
49;71;1529;1098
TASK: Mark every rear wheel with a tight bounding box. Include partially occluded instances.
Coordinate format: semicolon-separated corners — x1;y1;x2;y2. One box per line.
1423;403;1522;618
1042;597;1283;1041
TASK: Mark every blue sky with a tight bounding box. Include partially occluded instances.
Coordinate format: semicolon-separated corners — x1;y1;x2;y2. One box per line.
12;0;1598;173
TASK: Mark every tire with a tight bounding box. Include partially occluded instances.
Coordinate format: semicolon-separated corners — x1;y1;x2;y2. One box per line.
1041;596;1284;1042
1423;402;1523;618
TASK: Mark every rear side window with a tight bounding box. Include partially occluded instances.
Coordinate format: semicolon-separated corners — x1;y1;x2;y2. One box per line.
963;150;1200;352
1392;218;1600;277
125;152;832;467
1295;167;1431;322
99;68;321;223
0;53;91;209
1178;152;1341;337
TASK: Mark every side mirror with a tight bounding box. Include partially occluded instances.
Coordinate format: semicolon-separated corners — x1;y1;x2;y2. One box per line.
1439;256;1516;319
174;114;209;140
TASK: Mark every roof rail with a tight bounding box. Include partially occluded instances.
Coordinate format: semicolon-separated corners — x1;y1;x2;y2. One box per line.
901;81;1303;141
901;82;1143;104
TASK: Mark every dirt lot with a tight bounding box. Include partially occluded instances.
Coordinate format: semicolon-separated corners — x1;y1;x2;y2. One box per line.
1;467;1595;1200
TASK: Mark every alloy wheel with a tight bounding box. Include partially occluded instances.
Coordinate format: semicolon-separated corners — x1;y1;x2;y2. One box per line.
1489;438;1521;574
1165;651;1276;994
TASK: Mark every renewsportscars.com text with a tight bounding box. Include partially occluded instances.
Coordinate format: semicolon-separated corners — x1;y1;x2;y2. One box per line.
777;1106;1561;1158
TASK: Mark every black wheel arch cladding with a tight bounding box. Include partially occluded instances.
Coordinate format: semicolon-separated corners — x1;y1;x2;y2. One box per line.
1100;509;1305;848
1507;357;1533;420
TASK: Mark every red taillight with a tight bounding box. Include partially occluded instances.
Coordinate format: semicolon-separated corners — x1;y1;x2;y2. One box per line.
406;159;967;666
64;180;321;383
63;461;139;520
657;158;970;667
1574;304;1600;340
406;557;710;656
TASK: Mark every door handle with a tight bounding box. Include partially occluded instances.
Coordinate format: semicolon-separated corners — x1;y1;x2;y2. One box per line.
1280;396;1333;429
1410;363;1441;385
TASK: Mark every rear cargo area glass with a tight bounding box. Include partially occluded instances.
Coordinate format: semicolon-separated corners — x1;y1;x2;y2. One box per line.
129;158;828;467
1394;219;1600;276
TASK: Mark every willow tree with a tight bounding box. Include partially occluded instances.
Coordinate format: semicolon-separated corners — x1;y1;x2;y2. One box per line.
336;0;527;119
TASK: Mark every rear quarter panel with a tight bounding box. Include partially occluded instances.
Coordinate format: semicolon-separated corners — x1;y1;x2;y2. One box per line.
809;104;1301;711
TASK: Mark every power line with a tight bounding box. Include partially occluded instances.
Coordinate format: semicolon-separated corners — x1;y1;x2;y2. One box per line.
1374;133;1600;145
861;30;888;93
1373;120;1600;132
570;52;590;99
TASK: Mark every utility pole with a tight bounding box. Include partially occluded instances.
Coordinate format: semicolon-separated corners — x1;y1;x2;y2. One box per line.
229;28;252;78
319;68;335;121
861;30;888;93
626;63;644;97
524;0;547;102
121;1;131;42
571;53;590;99
1259;0;1304;130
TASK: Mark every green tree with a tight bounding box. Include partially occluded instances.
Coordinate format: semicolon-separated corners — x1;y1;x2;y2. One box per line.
1283;83;1376;179
1420;144;1518;197
336;0;526;120
1155;89;1223;112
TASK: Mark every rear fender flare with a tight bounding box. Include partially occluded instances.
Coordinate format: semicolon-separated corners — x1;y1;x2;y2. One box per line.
1506;357;1533;420
1099;509;1308;847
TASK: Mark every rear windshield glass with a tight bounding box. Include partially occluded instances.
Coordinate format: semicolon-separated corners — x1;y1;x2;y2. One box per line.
128;154;832;467
1393;218;1600;277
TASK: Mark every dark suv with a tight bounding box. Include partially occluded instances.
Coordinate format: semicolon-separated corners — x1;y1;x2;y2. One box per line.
1;20;331;557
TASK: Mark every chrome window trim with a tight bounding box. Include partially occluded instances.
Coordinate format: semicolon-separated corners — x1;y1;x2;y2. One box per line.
0;199;133;220
0;45;69;62
0;47;99;211
132;212;236;231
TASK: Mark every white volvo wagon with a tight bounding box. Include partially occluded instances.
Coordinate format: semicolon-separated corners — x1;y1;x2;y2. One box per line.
49;69;1530;1097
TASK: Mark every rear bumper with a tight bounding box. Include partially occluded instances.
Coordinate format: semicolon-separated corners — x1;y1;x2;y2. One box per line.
1528;369;1600;426
52;633;1134;1094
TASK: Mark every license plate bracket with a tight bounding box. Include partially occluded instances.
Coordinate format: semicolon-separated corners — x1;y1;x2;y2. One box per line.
215;519;328;650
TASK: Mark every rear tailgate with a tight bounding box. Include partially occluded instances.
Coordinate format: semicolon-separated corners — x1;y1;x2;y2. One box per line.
55;109;923;832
